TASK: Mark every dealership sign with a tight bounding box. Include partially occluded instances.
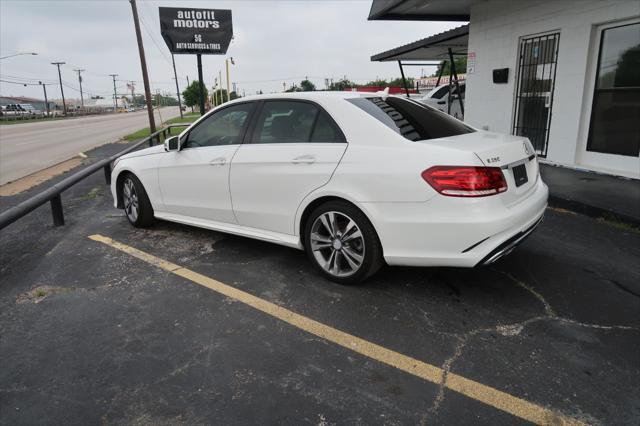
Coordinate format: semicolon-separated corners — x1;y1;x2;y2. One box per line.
159;7;233;55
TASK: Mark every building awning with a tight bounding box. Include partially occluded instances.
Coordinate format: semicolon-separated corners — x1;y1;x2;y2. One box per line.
371;24;469;62
368;0;470;21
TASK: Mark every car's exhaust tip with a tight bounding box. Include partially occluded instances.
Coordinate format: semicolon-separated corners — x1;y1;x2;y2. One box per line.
477;215;544;266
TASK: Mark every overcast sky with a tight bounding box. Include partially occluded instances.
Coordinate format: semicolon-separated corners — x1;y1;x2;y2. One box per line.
0;0;463;100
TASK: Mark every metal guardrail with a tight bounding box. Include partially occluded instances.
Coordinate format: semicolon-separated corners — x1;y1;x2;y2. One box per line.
0;123;190;230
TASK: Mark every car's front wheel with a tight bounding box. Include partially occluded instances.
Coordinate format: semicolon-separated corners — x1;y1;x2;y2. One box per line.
121;173;154;228
304;201;383;285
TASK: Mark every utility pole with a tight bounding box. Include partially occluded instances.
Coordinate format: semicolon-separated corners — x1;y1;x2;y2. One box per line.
109;74;118;111
74;68;85;107
51;61;67;115
171;54;183;119
38;81;50;116
129;0;156;133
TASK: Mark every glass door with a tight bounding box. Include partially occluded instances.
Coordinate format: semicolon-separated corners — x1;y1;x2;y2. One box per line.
512;33;560;158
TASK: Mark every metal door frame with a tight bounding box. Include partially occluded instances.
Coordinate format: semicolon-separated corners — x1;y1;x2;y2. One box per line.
512;31;560;158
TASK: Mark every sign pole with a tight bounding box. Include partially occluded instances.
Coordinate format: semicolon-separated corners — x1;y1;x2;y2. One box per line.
197;54;205;116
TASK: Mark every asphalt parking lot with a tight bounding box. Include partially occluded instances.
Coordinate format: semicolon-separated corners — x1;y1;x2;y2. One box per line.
1;142;639;425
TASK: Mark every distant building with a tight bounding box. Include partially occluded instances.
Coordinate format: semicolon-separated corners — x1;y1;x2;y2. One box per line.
0;96;56;113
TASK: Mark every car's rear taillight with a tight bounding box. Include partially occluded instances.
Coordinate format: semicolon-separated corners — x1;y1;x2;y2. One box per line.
421;166;507;197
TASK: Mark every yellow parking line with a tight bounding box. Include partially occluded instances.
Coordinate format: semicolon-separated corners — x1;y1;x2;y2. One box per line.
89;234;584;425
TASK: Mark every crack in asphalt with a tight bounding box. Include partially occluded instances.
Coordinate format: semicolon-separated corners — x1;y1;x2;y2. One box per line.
420;267;638;422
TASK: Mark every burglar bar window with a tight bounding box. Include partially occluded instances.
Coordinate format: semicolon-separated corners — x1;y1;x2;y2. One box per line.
512;33;560;158
587;22;640;157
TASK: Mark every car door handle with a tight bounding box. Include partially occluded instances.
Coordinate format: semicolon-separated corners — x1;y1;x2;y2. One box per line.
437;100;446;105
291;154;316;164
209;157;227;166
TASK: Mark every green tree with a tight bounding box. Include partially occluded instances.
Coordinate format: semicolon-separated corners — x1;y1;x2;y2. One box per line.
388;77;415;87
299;79;316;92
182;81;209;108
153;93;179;106
211;88;239;105
328;78;356;91
431;57;467;77
285;79;316;92
362;79;389;87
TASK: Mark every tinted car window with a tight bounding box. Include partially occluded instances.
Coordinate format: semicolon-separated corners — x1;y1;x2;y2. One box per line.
183;103;253;148
310;112;345;142
347;96;475;141
431;86;450;99
253;101;318;143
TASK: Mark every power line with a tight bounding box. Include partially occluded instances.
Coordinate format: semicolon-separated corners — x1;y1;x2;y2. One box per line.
0;79;41;86
137;1;173;66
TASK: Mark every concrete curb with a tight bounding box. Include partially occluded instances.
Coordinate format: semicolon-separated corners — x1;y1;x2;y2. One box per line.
548;195;640;228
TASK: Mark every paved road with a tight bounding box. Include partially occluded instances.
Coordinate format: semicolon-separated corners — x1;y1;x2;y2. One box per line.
0;141;638;425
0;107;181;185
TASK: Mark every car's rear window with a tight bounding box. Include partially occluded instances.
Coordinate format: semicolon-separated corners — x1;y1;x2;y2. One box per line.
347;96;475;141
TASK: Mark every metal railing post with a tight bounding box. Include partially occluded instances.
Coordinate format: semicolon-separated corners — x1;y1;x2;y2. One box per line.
50;194;64;226
0;123;190;231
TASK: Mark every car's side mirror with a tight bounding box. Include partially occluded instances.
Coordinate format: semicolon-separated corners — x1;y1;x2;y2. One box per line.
164;136;180;152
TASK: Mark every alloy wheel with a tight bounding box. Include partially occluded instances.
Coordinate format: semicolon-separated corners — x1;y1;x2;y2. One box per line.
310;211;365;278
123;178;139;223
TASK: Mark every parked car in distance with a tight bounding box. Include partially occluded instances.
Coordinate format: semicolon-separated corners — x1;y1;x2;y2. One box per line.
110;92;547;284
418;82;465;120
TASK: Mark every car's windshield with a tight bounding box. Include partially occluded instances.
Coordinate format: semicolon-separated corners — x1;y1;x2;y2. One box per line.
347;96;475;141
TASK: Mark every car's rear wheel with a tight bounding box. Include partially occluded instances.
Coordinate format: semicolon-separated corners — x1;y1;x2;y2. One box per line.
304;201;383;284
122;173;154;228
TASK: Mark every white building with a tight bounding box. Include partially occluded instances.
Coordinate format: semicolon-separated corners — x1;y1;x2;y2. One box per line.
369;0;639;178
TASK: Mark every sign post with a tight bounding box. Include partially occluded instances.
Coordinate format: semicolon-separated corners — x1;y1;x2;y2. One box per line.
196;54;205;115
159;7;233;116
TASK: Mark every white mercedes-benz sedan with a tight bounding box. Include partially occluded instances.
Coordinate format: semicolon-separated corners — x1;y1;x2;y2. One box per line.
110;92;547;284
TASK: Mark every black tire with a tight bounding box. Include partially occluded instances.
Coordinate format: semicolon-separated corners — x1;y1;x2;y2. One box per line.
121;173;155;228
304;200;384;285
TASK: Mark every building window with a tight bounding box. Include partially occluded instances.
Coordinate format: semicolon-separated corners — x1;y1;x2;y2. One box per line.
587;22;640;157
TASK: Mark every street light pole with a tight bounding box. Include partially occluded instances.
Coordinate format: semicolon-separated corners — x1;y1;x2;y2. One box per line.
51;62;67;115
74;68;85;108
225;57;234;103
39;81;50;116
109;74;118;111
218;70;224;105
0;52;37;60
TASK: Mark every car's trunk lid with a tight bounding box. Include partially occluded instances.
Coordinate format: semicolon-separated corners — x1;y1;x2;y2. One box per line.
416;131;540;206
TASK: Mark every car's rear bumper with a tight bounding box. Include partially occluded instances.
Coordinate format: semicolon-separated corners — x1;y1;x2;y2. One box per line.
359;178;548;268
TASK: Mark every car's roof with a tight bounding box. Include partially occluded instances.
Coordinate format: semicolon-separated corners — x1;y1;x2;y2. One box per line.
236;91;381;103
